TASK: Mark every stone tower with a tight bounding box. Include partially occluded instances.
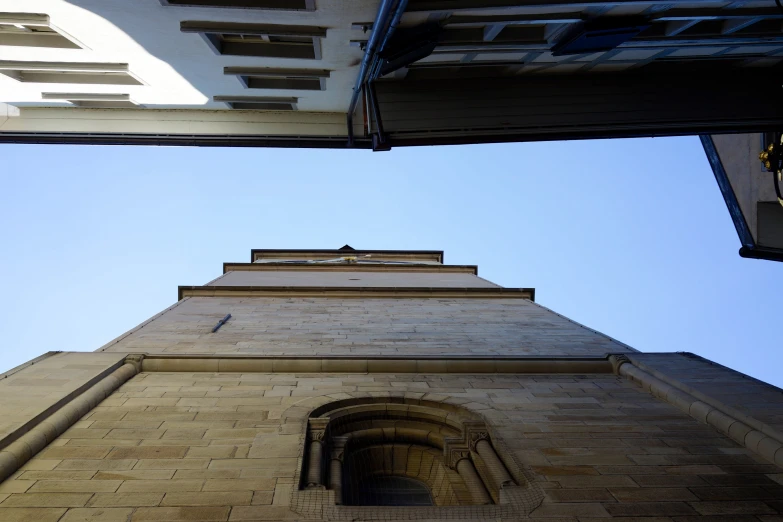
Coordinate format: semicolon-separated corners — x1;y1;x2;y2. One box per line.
0;247;781;521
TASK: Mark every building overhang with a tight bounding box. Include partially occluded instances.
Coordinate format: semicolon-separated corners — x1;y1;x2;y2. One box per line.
701;134;783;263
2;2;783;150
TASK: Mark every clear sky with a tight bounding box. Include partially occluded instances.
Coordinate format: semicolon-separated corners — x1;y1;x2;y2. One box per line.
1;136;781;387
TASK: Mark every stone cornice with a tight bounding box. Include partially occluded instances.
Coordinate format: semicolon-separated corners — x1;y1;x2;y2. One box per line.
139;354;612;374
178;285;534;300
251;249;444;263
223;262;479;275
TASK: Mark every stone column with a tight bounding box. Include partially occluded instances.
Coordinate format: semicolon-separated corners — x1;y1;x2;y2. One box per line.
329;436;347;504
455;455;492;505
306;419;328;488
474;438;514;488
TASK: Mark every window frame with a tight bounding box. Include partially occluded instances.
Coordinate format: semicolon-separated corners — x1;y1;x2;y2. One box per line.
181;21;326;60
0;13;83;49
213;95;299;110
224;67;330;91
41;92;142;109
0;61;144;86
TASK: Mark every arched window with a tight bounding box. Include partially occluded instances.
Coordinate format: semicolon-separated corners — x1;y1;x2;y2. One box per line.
299;398;517;508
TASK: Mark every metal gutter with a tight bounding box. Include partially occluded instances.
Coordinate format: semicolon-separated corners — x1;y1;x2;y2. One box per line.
346;0;407;145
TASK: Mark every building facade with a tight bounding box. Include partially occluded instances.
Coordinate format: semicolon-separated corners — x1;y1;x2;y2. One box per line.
0;246;781;521
0;1;782;149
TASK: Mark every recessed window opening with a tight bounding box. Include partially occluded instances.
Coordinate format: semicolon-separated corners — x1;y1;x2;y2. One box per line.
42;93;140;108
300;398;519;509
0;62;142;85
181;21;325;59
214;95;298;110
0;13;81;48
225;67;330;91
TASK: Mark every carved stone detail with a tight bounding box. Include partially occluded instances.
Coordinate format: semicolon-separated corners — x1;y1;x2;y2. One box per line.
443;438;471;469
124;354;144;372
464;421;490;451
609;354;631;374
308;418;329;442
468;430;490;451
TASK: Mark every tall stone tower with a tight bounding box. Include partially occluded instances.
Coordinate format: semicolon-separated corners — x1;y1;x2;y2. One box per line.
0;247;781;522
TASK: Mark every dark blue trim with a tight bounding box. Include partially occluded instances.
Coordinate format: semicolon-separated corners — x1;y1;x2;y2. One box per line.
699;135;755;248
739;246;783;262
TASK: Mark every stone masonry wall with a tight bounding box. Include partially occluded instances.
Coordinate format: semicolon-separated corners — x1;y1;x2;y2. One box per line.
1;371;781;521
99;297;632;357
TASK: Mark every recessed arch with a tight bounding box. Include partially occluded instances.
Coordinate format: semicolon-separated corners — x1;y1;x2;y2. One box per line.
288;394;545;521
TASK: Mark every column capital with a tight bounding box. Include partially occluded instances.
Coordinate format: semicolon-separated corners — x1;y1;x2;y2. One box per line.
308;418;329;442
465;421;490;451
124;354;145;372
443;438;471;469
331;435;348;461
609;354;631;374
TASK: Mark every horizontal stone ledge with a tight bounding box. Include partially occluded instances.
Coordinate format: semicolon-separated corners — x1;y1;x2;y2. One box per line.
139;356;611;374
222;263;479;275
178;286;534;300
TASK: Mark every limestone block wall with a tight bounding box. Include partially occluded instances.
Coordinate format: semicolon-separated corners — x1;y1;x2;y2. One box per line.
1;371;781;521
99;297;632;357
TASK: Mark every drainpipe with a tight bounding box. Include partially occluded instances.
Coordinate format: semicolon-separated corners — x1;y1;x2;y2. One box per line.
346;0;407;146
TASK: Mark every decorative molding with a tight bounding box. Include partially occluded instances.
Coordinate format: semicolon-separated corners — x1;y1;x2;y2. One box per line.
140;355;614;374
308;418;329;442
223;262;478;275
178;285;534;301
0;361;139;482
450;448;471;468
124;354;145;372
467;429;490;451
617;358;783;468
608;354;631;374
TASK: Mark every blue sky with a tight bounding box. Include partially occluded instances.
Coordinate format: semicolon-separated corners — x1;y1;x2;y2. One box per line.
1;136;781;387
